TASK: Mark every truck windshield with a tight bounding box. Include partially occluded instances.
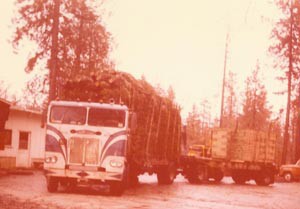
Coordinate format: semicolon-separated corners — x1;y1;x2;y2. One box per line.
88;108;125;128
50;106;87;125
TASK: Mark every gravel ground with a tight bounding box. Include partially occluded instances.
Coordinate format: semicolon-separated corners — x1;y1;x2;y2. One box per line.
0;171;299;209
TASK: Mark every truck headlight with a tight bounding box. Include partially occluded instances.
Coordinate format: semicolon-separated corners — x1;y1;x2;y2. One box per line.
45;156;58;163
109;160;123;168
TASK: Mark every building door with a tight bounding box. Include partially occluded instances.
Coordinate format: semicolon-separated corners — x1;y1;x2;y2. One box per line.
16;131;31;168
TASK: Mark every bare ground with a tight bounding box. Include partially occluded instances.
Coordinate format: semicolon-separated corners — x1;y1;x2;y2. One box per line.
0;171;299;209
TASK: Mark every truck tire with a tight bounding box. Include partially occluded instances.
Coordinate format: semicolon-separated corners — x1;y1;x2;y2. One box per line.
196;169;206;182
255;173;274;186
47;177;58;193
157;163;177;185
232;173;247;184
129;173;139;187
187;167;206;184
283;172;293;182
109;181;124;196
213;170;224;183
187;174;199;184
125;163;139;187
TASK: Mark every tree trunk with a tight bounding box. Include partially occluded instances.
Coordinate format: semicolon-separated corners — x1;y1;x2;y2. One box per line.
75;15;84;74
282;3;293;164
49;0;60;101
295;88;300;161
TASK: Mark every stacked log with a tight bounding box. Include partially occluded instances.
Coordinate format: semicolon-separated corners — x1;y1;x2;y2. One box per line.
60;69;181;166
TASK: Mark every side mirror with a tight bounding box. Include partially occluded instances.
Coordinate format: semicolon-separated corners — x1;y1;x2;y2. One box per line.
129;112;137;132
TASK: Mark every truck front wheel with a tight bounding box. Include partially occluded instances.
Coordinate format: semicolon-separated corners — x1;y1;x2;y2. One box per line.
127;164;139;187
47;177;58;193
109;181;124;196
129;173;139;187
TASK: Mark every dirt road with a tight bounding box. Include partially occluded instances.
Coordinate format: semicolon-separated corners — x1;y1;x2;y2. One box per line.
0;171;299;209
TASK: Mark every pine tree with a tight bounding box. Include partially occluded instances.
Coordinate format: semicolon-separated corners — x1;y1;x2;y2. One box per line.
239;62;271;131
269;0;300;163
186;104;202;146
13;0;111;102
223;71;238;128
167;86;175;102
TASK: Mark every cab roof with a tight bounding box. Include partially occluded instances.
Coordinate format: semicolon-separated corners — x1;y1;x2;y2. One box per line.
50;100;128;111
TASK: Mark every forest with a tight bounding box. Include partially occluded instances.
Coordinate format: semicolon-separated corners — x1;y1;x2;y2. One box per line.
0;0;300;165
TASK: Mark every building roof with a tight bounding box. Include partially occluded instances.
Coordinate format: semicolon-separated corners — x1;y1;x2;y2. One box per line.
10;105;42;116
0;98;11;106
0;98;42;115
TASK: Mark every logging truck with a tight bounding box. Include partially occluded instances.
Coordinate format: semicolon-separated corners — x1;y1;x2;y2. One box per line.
44;99;181;195
181;128;278;186
44;71;181;195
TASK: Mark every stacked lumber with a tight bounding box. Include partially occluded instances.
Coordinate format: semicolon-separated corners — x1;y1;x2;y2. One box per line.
210;128;231;159
210;128;277;163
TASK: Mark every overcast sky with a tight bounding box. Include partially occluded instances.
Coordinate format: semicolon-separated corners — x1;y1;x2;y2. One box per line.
0;0;285;119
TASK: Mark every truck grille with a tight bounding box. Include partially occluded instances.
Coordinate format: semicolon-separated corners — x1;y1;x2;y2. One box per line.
69;137;99;165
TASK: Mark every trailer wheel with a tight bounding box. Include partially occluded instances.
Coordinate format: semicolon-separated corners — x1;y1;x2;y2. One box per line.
213;170;224;183
187;168;206;184
255;173;274;186
47;177;58;193
157;163;177;185
283;172;293;182
109;181;124;196
232;173;246;184
187;174;199;184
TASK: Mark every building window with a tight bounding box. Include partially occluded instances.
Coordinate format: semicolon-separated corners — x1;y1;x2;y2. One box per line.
19;131;29;150
0;129;12;150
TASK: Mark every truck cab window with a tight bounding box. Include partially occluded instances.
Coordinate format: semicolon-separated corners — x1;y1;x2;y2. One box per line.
50;106;86;125
88;108;125;128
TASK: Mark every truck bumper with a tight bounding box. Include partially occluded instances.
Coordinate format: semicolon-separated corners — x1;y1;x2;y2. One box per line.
44;168;123;182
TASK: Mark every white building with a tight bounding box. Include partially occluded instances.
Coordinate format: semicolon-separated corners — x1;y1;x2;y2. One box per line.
0;100;45;169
